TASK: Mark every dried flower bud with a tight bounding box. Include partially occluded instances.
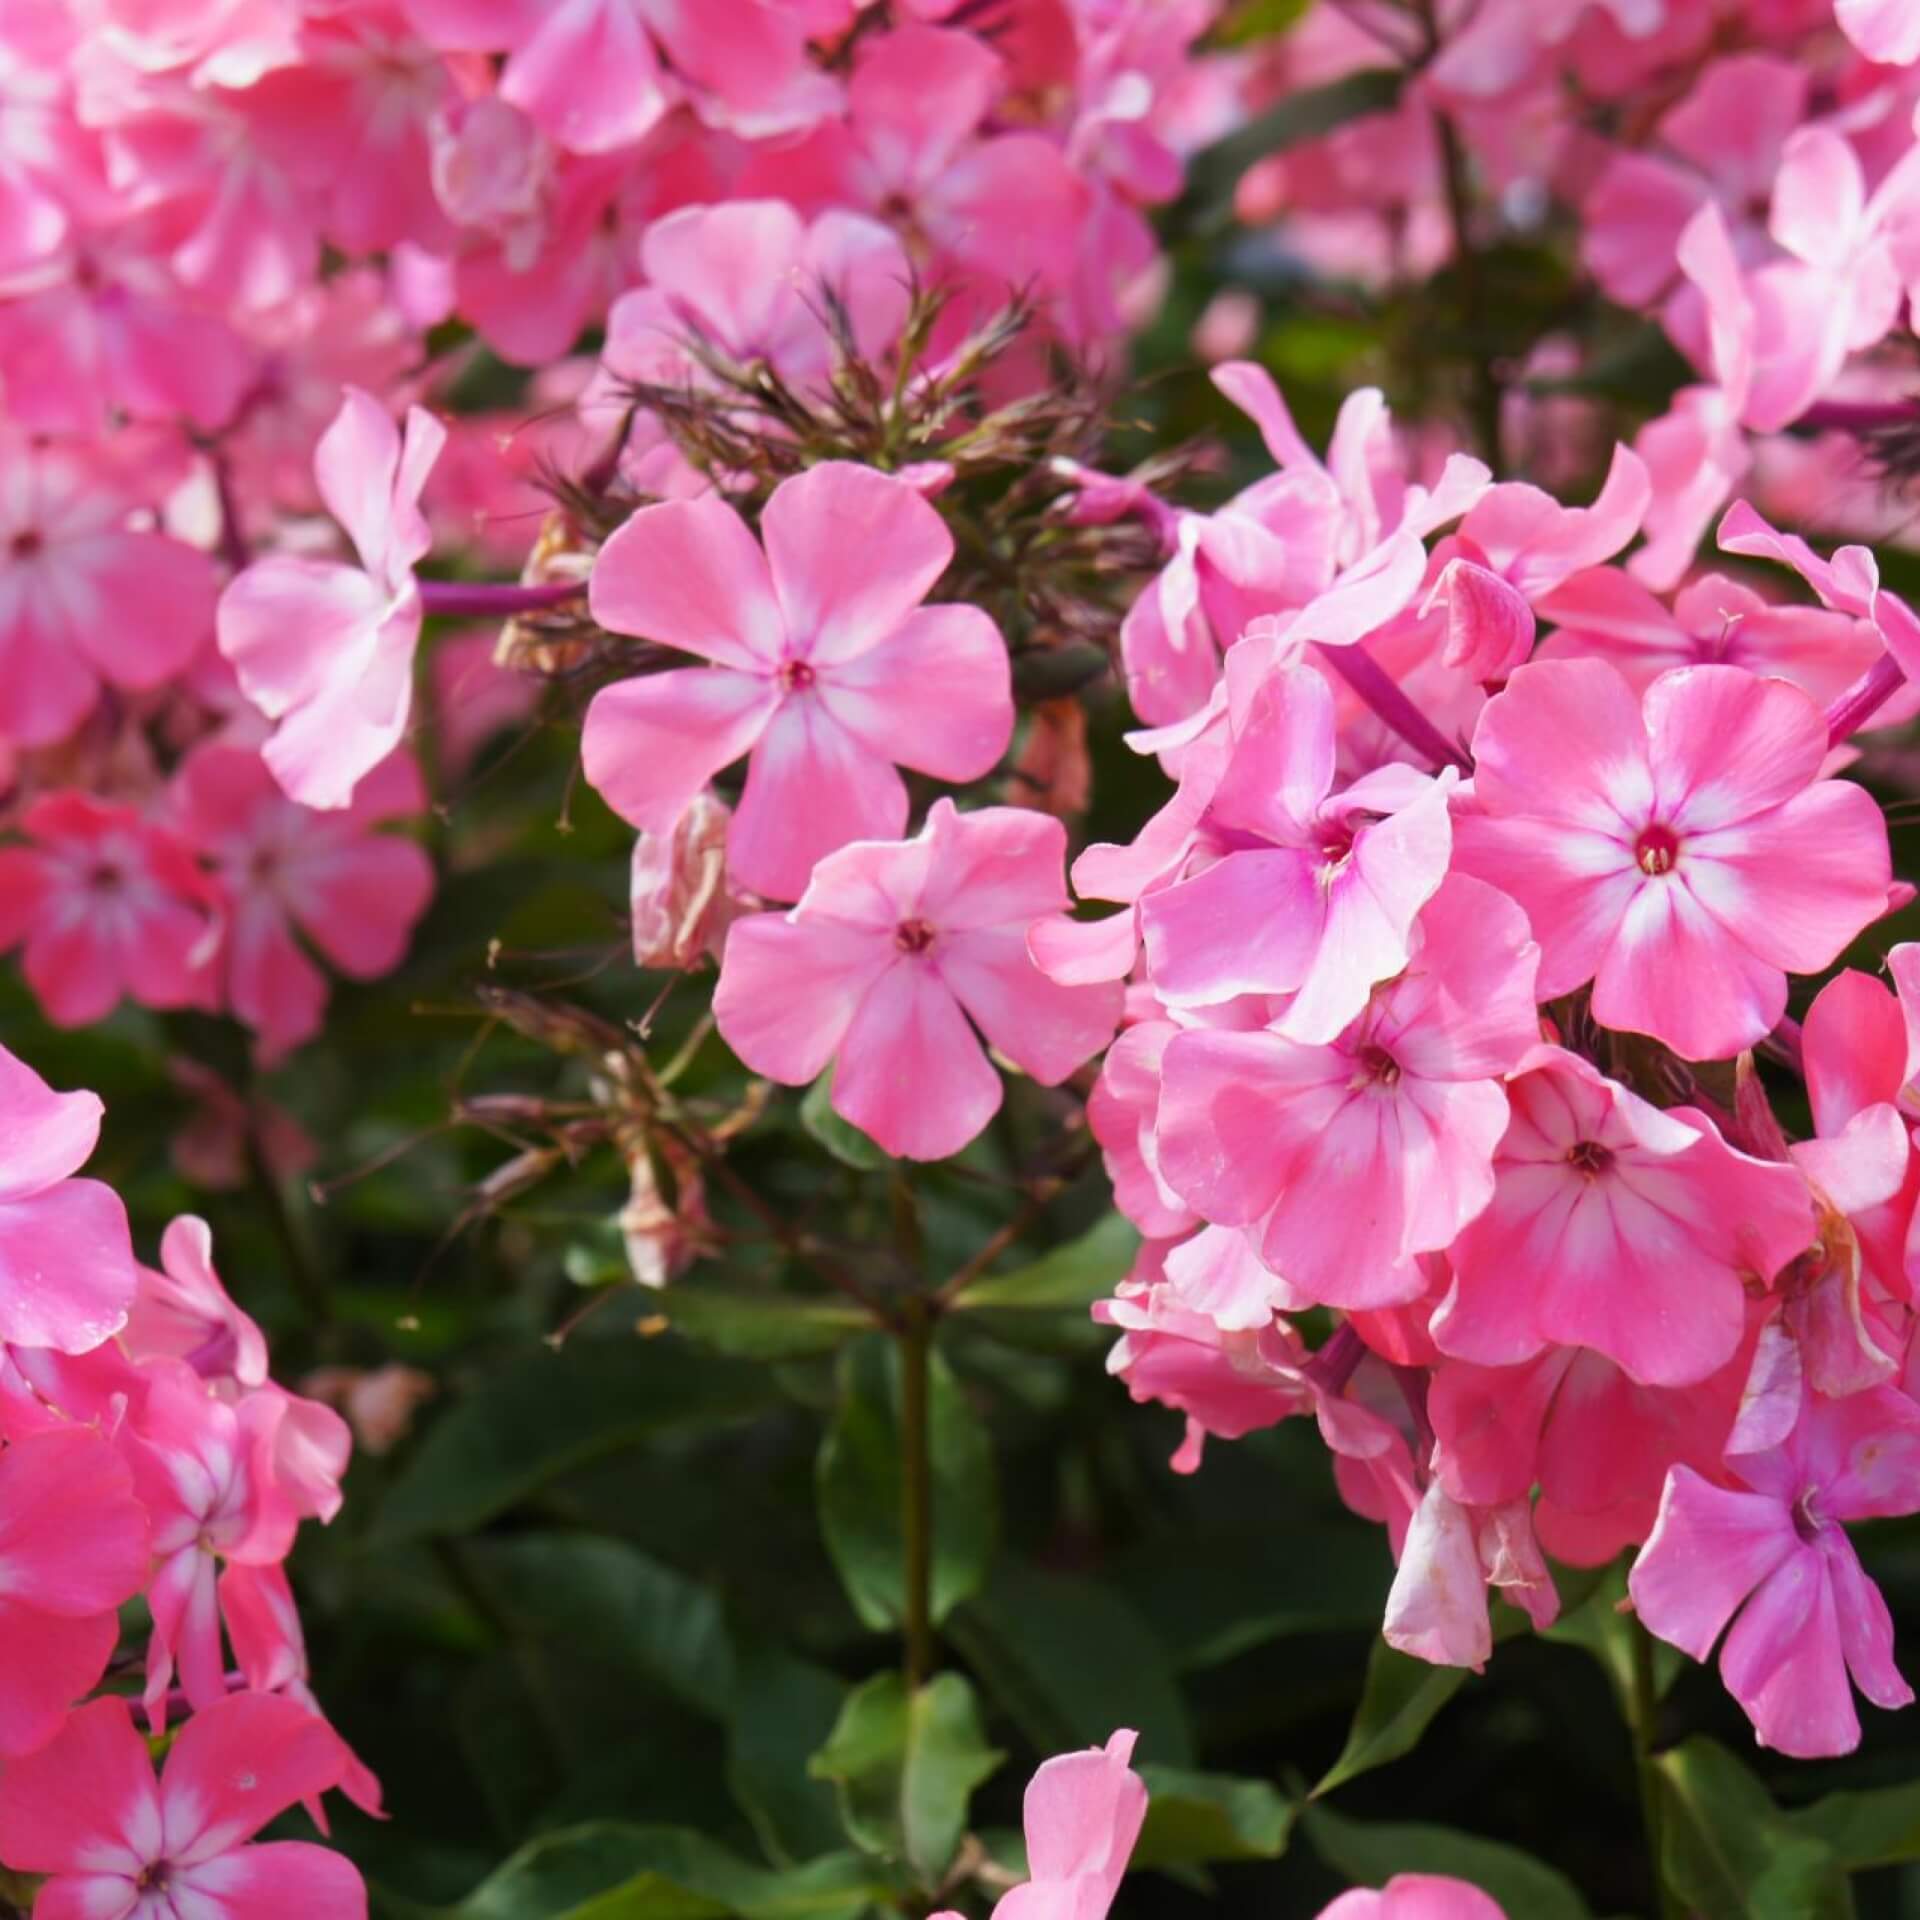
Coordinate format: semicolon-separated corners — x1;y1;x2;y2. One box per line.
497;510;596;676
302;1364;438;1456
630;791;739;970
618;1134;713;1288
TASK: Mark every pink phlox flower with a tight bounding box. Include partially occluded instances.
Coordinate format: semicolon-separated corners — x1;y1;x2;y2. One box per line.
988;1728;1147;1920
1432;1046;1815;1387
170;740;434;1060
404;0;836;153
714;799;1122;1161
1537;566;1883;706
217;385;445;810
1137;659;1461;1039
1319;1875;1509;1919
1630;1381;1920;1757
125;1359;305;1728
583;461;1013;902
592;199;912;409
1580;52;1809;310
1838;0;1920;65
1156;873;1541;1309
124;1214;271;1392
1086;1019;1198;1240
0;426;218;745
0;791;220;1028
0;1691;366;1918
0;1424;151;1757
1454;657;1892;1058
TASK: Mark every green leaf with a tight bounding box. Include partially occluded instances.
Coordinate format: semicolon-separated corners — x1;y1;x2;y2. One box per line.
373;1337;775;1545
1182;68;1404;215
649;1290;873;1362
1657;1738;1850;1920
954;1214;1140;1313
1302;1805;1592;1920
1541;1560;1683;1710
445;1824;887;1920
816;1335;997;1631
801;1072;892;1170
809;1672;1003;1884
948;1564;1194;1768
1312;1641;1470;1799
727;1645;851;1866
1790;1779;1920;1870
1131;1768;1294;1870
462;1535;735;1718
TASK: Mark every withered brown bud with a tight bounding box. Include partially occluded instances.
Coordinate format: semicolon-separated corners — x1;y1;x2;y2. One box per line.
630;791;740;970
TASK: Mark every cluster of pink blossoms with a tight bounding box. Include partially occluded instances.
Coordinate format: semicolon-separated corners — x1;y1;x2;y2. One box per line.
0;1042;369;1915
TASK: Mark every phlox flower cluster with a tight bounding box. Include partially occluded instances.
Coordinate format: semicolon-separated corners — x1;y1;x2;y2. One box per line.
0;1041;369;1915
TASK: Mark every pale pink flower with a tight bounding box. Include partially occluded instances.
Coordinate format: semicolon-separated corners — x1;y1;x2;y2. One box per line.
1384;1481;1558;1670
170;740;434;1059
1137;660;1458;1040
990;1729;1147;1920
1455;658;1891;1059
1631;1384;1920;1756
1317;1876;1508;1920
1432;1047;1814;1387
584;463;1013;902
1157;874;1540;1309
218;386;445;810
0;793;218;1028
0;431;217;745
713;801;1121;1161
0;1692;365;1918
0;1426;150;1756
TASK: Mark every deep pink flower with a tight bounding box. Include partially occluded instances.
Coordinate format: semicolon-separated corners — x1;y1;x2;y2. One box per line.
713;801;1120;1160
1456;658;1891;1059
584;463;1013;902
0;1426;150;1756
124;1214;271;1392
0;432;217;745
1631;1385;1920;1756
1432;1047;1814;1387
1138;660;1458;1040
990;1729;1147;1920
0;1691;365;1918
0;793;217;1029
218;386;445;810
171;741;434;1060
0;1042;139;1354
1158;874;1540;1308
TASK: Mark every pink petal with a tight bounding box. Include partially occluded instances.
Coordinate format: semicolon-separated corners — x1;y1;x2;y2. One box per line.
713;914;891;1087
915;801;1073;932
1015;1729;1145;1897
587;496;785;668
226;903;331;1058
499;0;669;152
176;1841;368;1919
1643;665;1827;832
1770;128;1863;272
0;1044;102;1200
731;699;908;901
0;1181;137;1354
1628;1467;1796;1662
0;1427;148;1614
1721;1548;1860;1757
1838;0;1920;62
580;667;780;835
1384;1483;1491;1671
760;463;953;668
934;925;1121;1085
1208;661;1336;844
57;532;216;691
831;960;1001;1160
217;556;388;723
314;388;438;585
1805;970;1907;1136
1469;657;1651;832
288;835;437;979
819;603;1012;782
0;1602;120;1759
1139;849;1323;1006
1824;1533;1912;1713
639;200;806;356
0;1694;159;1874
162;1692;352;1861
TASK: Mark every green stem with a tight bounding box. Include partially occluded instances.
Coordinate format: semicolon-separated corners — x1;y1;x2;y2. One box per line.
245;1123;332;1335
898;1297;935;1690
1434;108;1503;470
1628;1616;1682;1920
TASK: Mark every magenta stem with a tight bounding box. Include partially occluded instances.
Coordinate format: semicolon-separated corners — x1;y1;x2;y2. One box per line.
419;579;585;618
1315;641;1474;775
1825;653;1906;746
1799;399;1920;433
1304;1321;1367;1397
